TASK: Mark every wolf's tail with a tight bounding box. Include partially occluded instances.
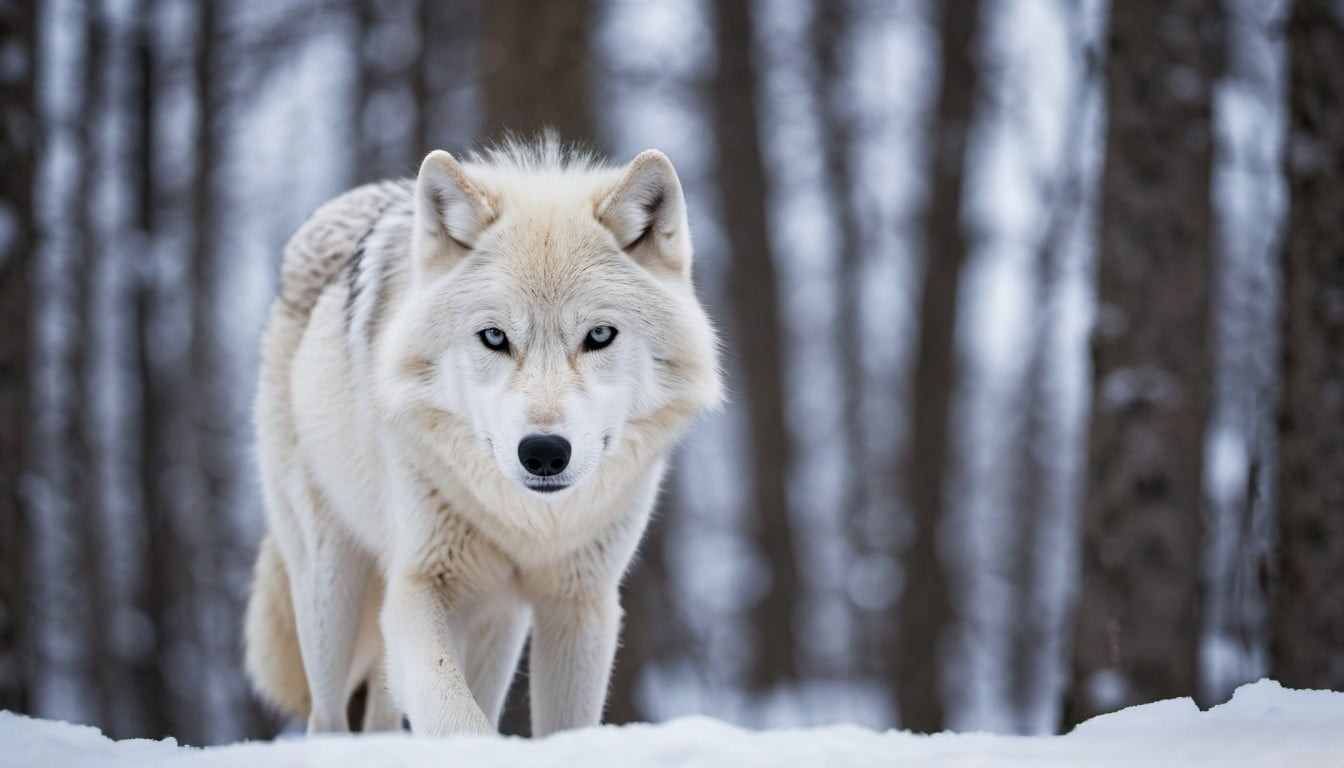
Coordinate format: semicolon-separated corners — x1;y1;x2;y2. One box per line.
243;533;311;720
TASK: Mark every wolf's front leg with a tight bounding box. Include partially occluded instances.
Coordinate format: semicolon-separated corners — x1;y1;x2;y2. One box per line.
528;588;622;736
382;575;494;736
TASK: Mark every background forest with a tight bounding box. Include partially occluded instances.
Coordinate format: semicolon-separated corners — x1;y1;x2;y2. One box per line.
1;0;1341;746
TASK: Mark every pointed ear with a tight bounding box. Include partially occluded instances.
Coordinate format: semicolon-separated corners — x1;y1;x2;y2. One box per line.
596;149;692;280
413;150;496;275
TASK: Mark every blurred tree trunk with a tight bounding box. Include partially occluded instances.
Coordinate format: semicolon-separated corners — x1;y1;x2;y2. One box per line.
1065;0;1223;727
481;0;593;145
354;0;419;183
408;0;430;159
132;284;176;739
811;0;888;682
411;0;465;160
354;0;377;183
125;3;176;739
712;0;800;690
897;0;980;734
1006;31;1096;734
607;482;685;723
1272;0;1344;691
190;3;219;457
0;0;37;716
189;0;274;742
74;5;115;731
190;0;222;587
411;0;438;160
188;2;222;745
411;0;479;157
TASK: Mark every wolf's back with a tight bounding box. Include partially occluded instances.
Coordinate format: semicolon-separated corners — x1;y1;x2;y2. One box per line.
273;179;411;322
256;179;410;421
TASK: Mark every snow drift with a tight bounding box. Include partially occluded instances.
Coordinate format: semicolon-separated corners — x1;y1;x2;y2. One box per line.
2;680;1340;767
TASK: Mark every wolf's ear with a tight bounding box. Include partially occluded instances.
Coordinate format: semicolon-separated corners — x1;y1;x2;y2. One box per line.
597;150;692;280
413;150;496;275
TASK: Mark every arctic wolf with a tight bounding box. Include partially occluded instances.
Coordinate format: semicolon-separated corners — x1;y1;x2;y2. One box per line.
243;137;722;737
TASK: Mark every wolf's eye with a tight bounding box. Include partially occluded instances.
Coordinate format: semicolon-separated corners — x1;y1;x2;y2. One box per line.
479;327;509;352
583;325;618;352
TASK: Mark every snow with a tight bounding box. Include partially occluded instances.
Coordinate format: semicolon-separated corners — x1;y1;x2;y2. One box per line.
2;680;1340;768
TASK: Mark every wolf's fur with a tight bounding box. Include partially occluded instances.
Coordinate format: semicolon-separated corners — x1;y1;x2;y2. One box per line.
244;137;722;737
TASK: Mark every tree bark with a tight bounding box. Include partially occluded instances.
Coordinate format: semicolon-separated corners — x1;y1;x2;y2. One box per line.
0;0;37;717
123;4;178;739
1065;0;1223;727
896;0;981;734
185;3;223;745
74;6;116;732
711;0;801;690
1272;0;1344;691
480;0;593;145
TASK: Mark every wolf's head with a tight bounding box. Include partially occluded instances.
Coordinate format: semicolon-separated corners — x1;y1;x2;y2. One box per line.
382;140;722;500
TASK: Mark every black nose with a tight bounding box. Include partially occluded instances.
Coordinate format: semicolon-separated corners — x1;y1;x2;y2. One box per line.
518;434;571;476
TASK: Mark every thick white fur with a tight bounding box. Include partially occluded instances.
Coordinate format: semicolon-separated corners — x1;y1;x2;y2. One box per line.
244;138;722;737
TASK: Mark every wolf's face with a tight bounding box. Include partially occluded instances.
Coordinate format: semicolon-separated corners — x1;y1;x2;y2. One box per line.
386;147;722;500
431;234;667;496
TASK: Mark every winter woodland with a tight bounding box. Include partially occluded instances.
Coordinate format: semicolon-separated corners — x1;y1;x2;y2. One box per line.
0;0;1341;746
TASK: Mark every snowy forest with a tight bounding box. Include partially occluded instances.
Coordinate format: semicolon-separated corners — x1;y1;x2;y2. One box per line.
1;0;1342;748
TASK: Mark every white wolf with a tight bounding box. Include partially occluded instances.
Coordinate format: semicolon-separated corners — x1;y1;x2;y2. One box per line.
243;137;722;737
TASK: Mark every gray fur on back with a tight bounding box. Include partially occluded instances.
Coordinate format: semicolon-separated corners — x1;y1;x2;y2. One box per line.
275;179;413;321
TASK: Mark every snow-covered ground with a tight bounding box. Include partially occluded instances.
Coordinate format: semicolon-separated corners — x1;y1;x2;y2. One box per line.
3;680;1340;767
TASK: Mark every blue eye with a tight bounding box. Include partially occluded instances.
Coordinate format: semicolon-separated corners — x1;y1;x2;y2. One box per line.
479;327;509;352
583;325;618;351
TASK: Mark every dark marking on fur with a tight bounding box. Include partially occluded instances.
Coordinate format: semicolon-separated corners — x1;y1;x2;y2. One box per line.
364;245;394;343
343;238;369;332
343;193;401;336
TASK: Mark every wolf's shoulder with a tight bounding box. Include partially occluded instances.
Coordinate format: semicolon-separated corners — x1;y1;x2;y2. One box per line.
275;179;414;319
